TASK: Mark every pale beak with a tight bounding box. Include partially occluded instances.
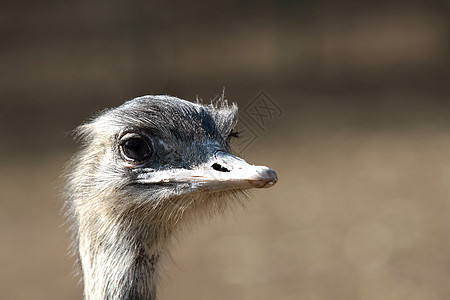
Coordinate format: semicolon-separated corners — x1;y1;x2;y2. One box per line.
136;151;277;192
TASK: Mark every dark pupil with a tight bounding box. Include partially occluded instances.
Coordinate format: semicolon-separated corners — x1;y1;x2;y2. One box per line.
122;138;150;160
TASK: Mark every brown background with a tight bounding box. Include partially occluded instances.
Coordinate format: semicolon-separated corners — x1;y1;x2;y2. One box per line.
1;0;449;299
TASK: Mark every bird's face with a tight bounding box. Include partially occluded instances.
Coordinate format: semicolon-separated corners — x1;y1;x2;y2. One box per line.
75;96;277;213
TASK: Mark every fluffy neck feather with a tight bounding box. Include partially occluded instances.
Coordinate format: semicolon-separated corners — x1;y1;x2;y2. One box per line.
77;206;167;300
72;188;215;300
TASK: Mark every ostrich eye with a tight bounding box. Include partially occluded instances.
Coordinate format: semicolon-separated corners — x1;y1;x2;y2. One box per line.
120;137;152;161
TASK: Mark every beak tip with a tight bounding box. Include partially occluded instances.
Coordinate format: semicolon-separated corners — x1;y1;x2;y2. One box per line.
249;167;278;188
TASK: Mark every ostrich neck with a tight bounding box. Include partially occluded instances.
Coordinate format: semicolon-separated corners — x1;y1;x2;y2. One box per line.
78;218;165;300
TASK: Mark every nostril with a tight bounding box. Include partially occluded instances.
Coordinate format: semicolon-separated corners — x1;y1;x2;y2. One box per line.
212;163;230;172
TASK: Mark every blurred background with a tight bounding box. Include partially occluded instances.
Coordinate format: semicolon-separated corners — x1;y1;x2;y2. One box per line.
1;0;449;299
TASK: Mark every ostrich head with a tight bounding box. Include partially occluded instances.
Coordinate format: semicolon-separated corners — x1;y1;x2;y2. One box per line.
65;95;277;299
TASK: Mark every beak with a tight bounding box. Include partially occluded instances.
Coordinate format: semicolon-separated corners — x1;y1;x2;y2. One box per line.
136;151;277;192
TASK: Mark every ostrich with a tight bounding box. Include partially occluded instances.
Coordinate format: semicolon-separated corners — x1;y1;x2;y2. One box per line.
64;95;277;299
